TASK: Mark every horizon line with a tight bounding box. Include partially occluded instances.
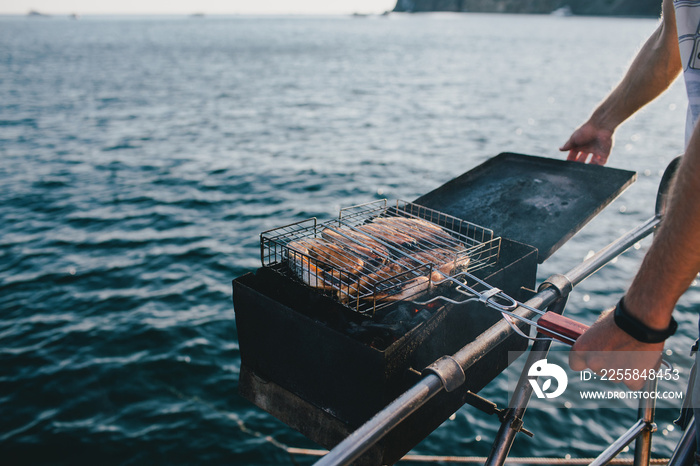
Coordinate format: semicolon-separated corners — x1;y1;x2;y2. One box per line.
0;10;396;16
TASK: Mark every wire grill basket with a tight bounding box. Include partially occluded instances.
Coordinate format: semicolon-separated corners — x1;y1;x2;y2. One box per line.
260;200;501;316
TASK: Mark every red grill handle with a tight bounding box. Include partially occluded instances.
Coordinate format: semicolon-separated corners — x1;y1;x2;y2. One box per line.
537;312;589;346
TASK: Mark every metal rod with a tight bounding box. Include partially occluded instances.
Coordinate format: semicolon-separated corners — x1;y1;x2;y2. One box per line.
586;377;660;466
667;418;696;466
485;337;554;466
485;297;567;466
452;290;555;372
589;420;649;466
634;377;659;466
564;215;659;288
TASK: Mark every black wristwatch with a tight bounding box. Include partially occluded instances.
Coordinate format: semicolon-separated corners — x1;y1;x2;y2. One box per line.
613;296;677;344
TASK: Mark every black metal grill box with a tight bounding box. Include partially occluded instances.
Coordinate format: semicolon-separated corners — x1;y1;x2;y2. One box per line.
232;153;636;464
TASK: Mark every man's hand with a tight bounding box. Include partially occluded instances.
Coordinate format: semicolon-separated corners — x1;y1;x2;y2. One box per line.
559;0;680;165
560;122;614;165
569;308;663;391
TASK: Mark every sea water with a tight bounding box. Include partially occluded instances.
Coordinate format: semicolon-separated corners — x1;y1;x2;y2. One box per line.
0;12;696;464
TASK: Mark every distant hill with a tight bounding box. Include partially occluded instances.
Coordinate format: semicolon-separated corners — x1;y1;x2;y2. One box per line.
393;0;662;17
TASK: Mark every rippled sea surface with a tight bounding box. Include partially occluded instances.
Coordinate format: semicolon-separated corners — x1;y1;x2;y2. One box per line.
1;12;697;465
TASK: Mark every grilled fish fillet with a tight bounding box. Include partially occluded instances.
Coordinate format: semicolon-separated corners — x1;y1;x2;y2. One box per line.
321;227;388;262
400;249;470;283
337;262;401;300
373;217;455;244
287;217;472;304
356;223;417;247
286;244;333;290
373;276;430;302
289;237;364;275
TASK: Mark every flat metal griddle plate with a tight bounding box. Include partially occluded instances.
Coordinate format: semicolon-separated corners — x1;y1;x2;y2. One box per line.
415;153;636;263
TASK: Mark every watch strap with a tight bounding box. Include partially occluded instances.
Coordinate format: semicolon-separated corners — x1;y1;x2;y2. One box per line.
613;296;677;344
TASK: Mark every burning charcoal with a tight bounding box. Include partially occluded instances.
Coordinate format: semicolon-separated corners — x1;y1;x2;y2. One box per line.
345;320;403;349
415;309;432;323
379;306;413;325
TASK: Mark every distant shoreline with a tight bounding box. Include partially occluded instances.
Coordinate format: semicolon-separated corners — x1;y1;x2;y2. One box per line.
392;0;661;18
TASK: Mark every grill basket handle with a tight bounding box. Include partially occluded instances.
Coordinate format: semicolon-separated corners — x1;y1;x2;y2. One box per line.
537;312;589;345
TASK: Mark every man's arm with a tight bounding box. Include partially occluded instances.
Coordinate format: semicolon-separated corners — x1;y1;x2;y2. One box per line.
570;119;700;389
560;0;681;165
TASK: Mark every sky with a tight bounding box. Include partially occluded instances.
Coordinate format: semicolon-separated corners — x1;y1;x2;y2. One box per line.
0;0;398;15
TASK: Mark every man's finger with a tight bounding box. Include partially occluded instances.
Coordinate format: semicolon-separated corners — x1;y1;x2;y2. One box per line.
591;153;607;165
567;150;583;162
